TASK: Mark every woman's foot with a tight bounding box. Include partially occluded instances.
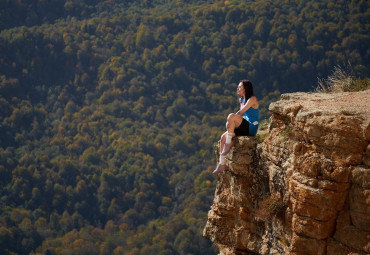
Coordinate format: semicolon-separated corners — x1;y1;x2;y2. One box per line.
212;164;228;174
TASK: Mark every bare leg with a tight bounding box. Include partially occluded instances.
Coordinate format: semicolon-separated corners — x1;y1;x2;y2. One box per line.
226;113;243;134
213;114;244;174
220;131;227;154
220;113;243;155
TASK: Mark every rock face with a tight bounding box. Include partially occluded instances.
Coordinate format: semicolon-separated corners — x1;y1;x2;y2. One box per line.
203;90;370;255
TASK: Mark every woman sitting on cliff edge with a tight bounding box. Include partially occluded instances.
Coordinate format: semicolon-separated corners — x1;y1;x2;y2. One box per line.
213;79;260;174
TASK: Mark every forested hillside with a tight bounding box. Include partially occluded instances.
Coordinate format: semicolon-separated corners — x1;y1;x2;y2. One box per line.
0;0;369;254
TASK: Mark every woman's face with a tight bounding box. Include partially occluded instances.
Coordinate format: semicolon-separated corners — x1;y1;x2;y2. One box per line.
237;82;244;96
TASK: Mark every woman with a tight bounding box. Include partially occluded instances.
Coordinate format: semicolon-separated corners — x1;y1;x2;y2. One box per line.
213;79;259;174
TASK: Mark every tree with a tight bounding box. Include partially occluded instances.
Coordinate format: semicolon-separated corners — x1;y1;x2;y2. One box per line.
136;24;154;49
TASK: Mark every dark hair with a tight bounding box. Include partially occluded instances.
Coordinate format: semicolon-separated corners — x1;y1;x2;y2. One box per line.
240;79;254;100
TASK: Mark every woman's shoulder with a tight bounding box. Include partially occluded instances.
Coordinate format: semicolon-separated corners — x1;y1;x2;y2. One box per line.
250;96;259;108
248;96;258;103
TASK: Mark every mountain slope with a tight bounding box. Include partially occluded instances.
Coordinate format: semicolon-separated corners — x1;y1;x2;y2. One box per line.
0;0;369;254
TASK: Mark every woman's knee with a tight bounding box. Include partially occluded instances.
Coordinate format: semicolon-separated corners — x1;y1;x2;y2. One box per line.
228;113;241;124
227;113;235;120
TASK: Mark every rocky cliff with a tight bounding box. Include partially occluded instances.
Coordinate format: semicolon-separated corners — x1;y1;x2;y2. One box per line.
203;90;370;255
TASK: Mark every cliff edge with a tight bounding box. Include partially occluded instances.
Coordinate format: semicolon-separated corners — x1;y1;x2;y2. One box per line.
203;90;370;255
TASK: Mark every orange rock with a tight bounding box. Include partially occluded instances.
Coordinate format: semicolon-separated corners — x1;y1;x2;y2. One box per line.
327;238;368;255
317;179;350;192
290;196;337;221
289;179;347;211
351;167;370;188
364;145;370;166
290;232;326;255
334;221;370;253
349;184;370;232
321;166;351;183
364;122;370;141
204;91;370;255
292;213;335;239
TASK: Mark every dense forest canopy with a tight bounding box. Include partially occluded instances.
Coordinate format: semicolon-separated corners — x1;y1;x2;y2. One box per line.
0;0;369;254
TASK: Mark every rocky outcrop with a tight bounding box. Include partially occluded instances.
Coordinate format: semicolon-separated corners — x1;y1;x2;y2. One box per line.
203;90;370;255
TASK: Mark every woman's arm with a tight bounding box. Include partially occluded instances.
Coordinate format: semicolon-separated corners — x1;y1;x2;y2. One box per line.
236;96;257;116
